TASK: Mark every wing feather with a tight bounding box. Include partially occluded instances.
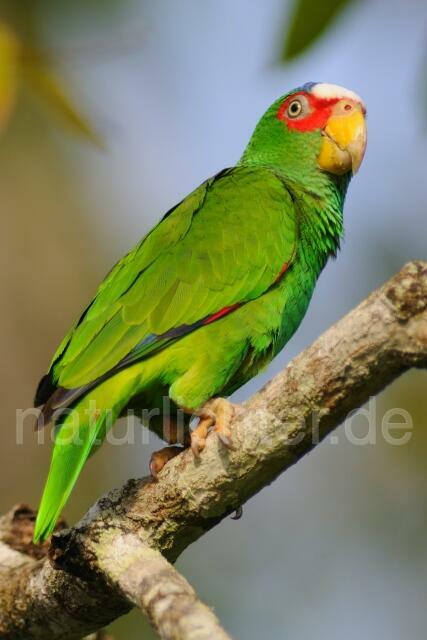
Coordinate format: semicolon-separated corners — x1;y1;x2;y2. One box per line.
46;166;297;392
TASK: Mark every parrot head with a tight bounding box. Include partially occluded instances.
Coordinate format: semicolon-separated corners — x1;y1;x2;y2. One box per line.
241;82;367;185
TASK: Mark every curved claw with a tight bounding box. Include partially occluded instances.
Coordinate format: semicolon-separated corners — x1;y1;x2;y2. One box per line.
230;505;243;520
216;428;233;449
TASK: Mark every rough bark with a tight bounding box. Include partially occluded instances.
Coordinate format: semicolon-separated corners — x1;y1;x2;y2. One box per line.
0;260;426;640
100;532;232;640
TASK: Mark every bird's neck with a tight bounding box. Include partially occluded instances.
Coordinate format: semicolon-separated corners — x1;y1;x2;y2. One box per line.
239;143;350;270
284;173;349;273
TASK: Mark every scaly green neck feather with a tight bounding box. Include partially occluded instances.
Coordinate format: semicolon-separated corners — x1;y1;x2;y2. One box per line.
284;174;348;272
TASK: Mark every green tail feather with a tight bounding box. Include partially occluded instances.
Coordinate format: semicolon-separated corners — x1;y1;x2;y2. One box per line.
33;370;139;542
33;409;110;542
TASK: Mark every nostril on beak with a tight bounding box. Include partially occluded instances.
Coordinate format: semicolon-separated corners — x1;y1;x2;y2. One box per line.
344;103;352;112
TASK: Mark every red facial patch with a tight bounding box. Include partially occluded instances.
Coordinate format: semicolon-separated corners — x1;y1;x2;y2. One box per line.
277;92;339;132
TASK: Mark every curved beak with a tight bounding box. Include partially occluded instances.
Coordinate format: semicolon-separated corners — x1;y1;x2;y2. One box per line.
317;100;367;175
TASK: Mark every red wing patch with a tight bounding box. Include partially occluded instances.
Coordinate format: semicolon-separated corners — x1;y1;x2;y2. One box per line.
203;257;293;325
203;303;242;325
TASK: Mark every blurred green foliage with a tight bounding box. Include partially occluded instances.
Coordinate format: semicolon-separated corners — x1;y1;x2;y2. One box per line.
282;0;358;60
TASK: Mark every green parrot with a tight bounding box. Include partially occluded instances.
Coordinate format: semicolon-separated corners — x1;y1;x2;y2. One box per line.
33;82;367;542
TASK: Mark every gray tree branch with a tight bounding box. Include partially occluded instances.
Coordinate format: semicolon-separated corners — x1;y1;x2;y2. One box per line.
0;260;426;640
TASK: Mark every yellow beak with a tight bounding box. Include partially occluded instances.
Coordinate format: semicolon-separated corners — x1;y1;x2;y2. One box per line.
317;102;367;175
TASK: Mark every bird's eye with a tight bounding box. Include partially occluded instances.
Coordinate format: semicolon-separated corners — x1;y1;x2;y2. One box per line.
287;99;303;118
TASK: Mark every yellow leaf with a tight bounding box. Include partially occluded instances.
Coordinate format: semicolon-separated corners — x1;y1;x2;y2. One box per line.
0;22;20;132
22;49;104;149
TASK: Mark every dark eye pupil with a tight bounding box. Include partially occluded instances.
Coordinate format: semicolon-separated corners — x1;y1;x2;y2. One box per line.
289;101;301;116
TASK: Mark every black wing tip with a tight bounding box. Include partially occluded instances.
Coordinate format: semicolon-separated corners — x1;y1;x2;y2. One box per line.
34;374;57;407
34;385;72;431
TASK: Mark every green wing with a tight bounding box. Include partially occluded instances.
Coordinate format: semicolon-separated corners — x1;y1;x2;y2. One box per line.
49;166;297;391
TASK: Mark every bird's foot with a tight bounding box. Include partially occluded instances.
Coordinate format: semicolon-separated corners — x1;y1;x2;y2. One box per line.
149;399;238;475
190;398;237;457
149;445;183;480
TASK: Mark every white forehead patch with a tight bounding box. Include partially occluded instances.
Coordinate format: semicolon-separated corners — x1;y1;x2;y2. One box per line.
311;83;365;108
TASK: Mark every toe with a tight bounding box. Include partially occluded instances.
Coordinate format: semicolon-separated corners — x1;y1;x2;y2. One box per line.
149;445;182;479
190;432;206;458
190;415;212;458
212;398;235;448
